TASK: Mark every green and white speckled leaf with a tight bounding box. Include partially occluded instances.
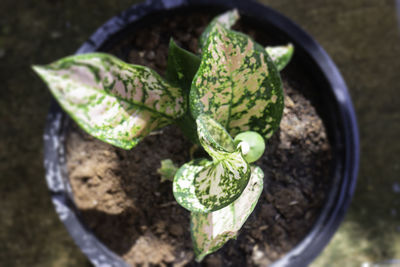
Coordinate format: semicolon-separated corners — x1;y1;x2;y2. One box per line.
191;166;264;261
194;115;250;211
196;114;235;155
266;43;294;71
192;152;250;211
173;115;250;212
199;9;240;51
190;23;284;140
33;53;185;149
173;159;212;212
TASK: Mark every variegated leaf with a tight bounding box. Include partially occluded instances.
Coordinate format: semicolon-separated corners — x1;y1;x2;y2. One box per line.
173;159;213;212
199;9;240;51
173;155;248;213
194;115;250;211
190;23;284;140
266;43;294;71
33;53;185;149
173;115;250;212
191;166;264;261
196;113;235;156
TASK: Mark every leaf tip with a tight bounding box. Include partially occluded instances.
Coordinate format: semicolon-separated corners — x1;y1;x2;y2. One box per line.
231;8;240;20
287;42;295;55
168;37;176;46
32;65;46;76
265;43;295;71
32;65;54;84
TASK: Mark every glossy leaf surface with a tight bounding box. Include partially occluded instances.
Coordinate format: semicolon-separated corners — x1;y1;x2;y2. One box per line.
173;159;212;212
199;9;240;50
265;43;294;71
173;115;250;212
191;23;284;140
191;166;264;261
166;38;201;91
33;53;185;149
194;115;250;211
166;39;201;144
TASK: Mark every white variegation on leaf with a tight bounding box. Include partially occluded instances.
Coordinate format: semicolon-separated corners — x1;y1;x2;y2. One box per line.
191;166;264;261
191;22;284;141
33;53;185;149
196;114;235;156
194;115;250;211
265;43;294;71
173;159;213;212
199;9;240;50
173;115;250;212
193;150;249;211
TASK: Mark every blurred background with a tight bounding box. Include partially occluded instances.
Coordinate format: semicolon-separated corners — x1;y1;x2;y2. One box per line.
0;0;399;266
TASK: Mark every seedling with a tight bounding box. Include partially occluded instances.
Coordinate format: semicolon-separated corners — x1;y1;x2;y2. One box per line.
33;10;293;261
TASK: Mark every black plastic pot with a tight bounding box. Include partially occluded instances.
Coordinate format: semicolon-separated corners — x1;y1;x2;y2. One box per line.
43;0;359;266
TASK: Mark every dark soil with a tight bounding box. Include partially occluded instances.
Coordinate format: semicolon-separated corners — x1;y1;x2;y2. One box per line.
66;10;332;267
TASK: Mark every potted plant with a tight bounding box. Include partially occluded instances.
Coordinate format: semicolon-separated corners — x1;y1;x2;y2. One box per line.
38;0;359;266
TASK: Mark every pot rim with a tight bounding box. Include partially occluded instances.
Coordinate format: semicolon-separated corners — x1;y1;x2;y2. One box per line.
44;0;359;266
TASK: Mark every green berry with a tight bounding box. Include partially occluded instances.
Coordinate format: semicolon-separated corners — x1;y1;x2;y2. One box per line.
234;131;265;163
